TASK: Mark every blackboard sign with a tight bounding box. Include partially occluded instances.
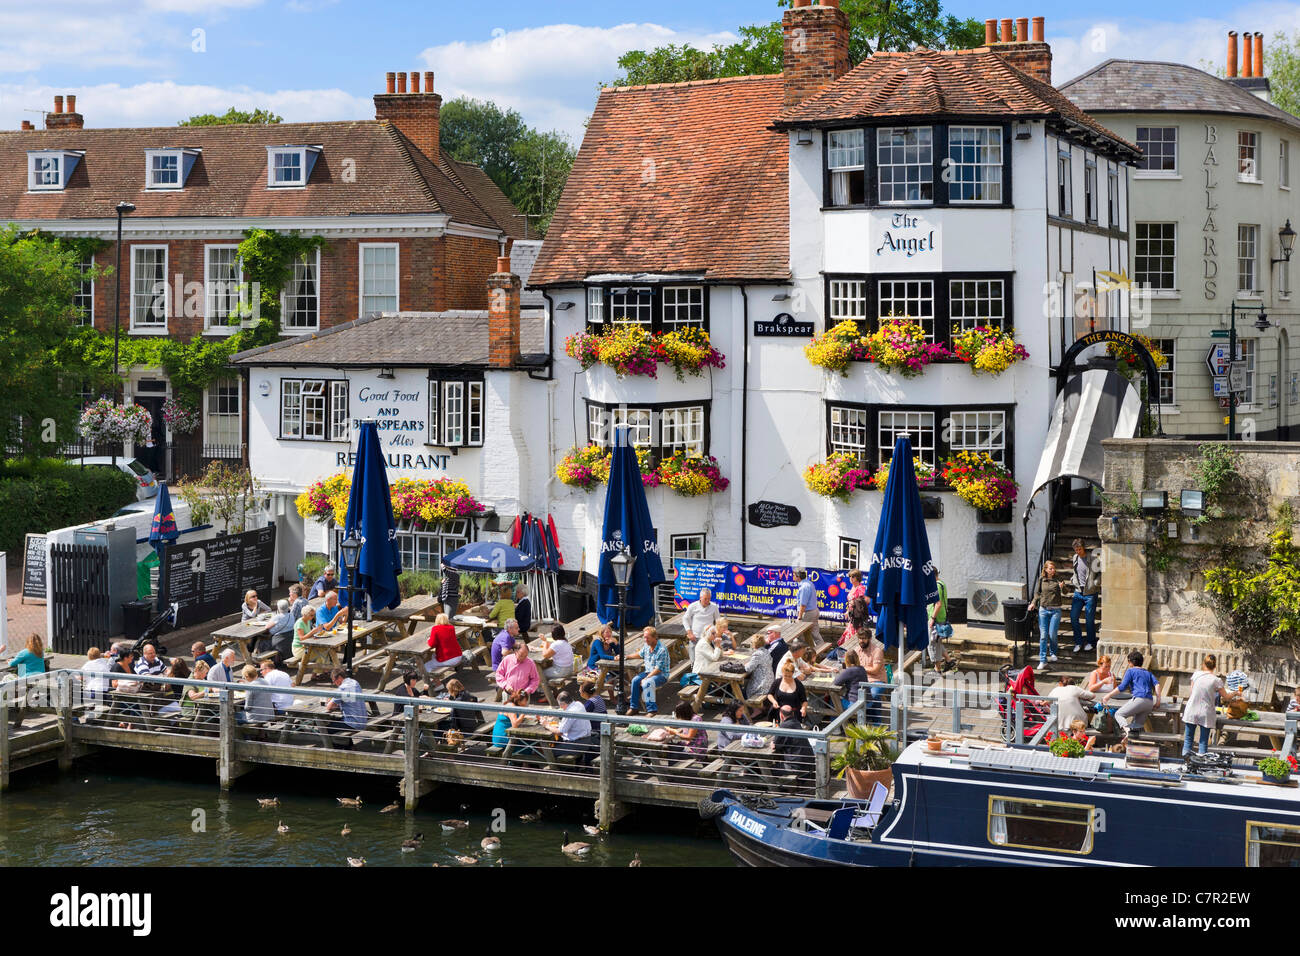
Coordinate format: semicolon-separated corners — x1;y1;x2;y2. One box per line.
22;534;46;604
754;313;815;338
160;525;276;625
747;500;802;529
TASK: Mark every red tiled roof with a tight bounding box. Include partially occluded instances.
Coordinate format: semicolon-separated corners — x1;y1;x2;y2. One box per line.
775;47;1138;156
0;120;520;232
530;74;790;286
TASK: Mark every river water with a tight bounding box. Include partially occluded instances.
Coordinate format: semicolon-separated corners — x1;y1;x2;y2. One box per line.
0;754;734;867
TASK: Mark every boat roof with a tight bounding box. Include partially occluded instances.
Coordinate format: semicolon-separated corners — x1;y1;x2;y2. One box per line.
898;738;1300;802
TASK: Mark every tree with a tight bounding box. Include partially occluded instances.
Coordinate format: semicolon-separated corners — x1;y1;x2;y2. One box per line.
1266;30;1300;117
0;227;110;458
179;460;262;534
179;107;283;126
440;98;576;236
611;0;983;86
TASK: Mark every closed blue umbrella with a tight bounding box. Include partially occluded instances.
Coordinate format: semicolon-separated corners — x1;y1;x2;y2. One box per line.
442;540;536;574
339;420;402;615
865;436;939;653
148;480;179;556
597;431;666;630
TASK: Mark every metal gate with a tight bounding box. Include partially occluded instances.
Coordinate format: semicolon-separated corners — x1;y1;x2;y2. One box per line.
49;543;111;655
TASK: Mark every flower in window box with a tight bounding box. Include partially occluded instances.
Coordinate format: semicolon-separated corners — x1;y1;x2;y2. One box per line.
555;444;612;491
296;472;352;524
566;326;724;379
804;320;869;375
870;456;936;492
950;325;1030;376
804;453;873;503
563;331;603;370
864;319;952;378
1106;332;1166;379
658;327;726;380
161;397;201;435
416;478;485;527
657;452;729;497
940;451;1018;511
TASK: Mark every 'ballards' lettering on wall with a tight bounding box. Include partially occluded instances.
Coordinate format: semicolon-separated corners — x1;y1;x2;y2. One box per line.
1203;124;1219;301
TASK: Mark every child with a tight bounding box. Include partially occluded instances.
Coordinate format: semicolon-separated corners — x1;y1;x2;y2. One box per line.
1069;718;1095;752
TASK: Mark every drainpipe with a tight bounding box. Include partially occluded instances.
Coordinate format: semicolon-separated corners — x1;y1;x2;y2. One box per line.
532;290;557;382
739;285;750;562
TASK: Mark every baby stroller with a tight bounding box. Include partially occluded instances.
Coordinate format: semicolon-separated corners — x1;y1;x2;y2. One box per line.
997;664;1052;743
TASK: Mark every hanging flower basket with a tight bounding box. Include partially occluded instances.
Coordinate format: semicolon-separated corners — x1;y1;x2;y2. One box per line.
564;326;724;380
951;325;1030;376
78;398;153;445
1107;332;1167;378
804;321;870;376
161;397;201;435
940;451;1018;512
657;452;729;497
864;319;953;378
871;456;936;492
295;473;483;528
805;453;873;503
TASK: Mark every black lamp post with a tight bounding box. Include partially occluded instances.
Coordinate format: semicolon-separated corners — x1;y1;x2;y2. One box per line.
1225;302;1270;441
340;534;363;678
610;548;635;714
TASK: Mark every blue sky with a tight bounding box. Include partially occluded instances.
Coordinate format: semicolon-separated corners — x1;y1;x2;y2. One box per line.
2;0;1297;141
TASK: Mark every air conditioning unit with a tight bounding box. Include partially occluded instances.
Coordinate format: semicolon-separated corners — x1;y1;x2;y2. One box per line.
967;580;1026;624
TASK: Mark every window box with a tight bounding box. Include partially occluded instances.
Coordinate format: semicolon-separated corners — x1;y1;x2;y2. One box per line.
296;473;484;528
804;453;873;503
951;326;1030;376
826;402;1014;482
565;326;724;379
942;452;1019;514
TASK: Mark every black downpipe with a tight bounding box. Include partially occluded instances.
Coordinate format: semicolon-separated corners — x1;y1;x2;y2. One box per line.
739;285;749;562
532;290;557;381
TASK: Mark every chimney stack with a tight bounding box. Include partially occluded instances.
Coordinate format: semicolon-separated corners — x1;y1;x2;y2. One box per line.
374;68;443;160
1254;32;1264;77
487;257;521;369
989;15;1053;84
20;120;33;130
45;93;84;130
781;0;852;109
1225;30;1272;100
1227;31;1238;77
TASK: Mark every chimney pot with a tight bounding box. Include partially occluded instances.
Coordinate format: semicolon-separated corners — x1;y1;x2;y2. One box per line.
409;71;420;93
1000;18;1013;43
67;94;76;112
21;120;33;130
792;0;810;7
1242;31;1253;78
1227;31;1238;77
496;256;512;274
1016;17;1029;42
53;95;63;114
385;71;396;94
984;19;997;44
1032;16;1044;43
1254;32;1264;78
820;0;840;7
396;72;407;93
424;71;435;93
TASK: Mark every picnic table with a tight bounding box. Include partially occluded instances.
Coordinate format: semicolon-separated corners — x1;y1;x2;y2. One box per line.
1215;709;1288;750
718;736;784;788
374;627;477;694
211;617;274;664
503;717;565;766
805;674;847;718
292;620;387;685
279;698;348;748
375;594;440;638
453;615;489;648
594;637;682;694
556;612;605;661
692;652;755;713
613;726;677;772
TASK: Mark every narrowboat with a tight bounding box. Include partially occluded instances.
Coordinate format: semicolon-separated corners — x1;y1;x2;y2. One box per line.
701;737;1300;866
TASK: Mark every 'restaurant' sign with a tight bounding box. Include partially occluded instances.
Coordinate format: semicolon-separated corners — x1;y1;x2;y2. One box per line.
754;313;815;338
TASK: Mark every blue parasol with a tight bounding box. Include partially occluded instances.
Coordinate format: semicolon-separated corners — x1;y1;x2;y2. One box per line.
338;420;402;614
597;429;666;629
442;540;536;574
148;480;179;556
865;435;939;653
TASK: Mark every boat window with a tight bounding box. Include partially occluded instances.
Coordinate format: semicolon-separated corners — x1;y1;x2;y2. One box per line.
988;797;1094;855
1246;821;1300;867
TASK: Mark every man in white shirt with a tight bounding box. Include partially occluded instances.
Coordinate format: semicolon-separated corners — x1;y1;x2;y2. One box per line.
208;649;238;684
551;691;594;766
683;588;720;643
259;659;295;714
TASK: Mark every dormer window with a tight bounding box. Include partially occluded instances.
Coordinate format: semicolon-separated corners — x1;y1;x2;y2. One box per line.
144;148;200;190
266;146;321;187
27;150;82;191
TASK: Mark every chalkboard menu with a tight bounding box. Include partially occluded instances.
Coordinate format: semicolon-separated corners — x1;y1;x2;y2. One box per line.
747;500;802;529
22;534;46;603
160;525;276;625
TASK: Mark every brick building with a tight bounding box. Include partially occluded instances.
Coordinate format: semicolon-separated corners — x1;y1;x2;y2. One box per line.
0;71;525;479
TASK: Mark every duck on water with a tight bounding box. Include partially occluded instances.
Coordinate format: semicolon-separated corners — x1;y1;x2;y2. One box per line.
702;736;1300;867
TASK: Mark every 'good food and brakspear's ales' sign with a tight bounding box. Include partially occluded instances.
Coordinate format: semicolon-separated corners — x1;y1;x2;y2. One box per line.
673;560;851;622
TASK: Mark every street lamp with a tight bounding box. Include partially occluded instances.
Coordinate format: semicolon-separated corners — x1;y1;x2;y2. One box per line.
610;548;636;715
1271;220;1297;265
339;533;363;677
1225;301;1269;441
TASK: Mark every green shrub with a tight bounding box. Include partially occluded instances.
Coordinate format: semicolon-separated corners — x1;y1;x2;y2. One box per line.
397;571;440;599
0;459;137;553
299;553;327;583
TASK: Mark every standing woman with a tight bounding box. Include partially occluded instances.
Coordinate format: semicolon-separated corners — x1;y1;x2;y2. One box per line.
1181;654;1240;757
438;564;460;619
1027;561;1064;672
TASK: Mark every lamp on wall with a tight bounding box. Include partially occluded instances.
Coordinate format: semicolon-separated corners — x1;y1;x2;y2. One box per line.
1272;220;1297;265
378;367;395;380
1015;121;1032;141
555;301;575;311
1140;490;1168;518
795;130;814;146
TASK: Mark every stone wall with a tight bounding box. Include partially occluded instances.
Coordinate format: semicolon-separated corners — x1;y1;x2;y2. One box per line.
1098;438;1300;689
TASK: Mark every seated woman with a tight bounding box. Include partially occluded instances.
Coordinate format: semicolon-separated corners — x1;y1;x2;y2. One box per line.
666;701;708;758
766;660;808;722
540;625;575;680
485;580;516;630
435;678;480;735
425;613;464;674
261;599;295;656
292;605;325;657
5;634;46;677
157;658;191;716
390;670;425;715
180;661;213;717
832;649;868;710
584;625;618;675
708;616;736;653
491;689;535;753
716;701;752;749
242;589;271;622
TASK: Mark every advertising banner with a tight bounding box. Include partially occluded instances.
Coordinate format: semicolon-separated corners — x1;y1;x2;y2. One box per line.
672;560;852;622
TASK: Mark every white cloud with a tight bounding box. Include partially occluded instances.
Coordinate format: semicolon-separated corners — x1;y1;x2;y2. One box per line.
285;0;339;12
142;0;264;11
420;22;739;140
1051;2;1300;85
0;81;371;130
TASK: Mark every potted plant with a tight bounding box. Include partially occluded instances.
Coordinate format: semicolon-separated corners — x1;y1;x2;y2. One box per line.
1257;754;1298;784
804;320;870;375
831;723;900;798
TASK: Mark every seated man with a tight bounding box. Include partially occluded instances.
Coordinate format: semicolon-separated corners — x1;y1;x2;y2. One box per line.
626;627;670;716
324;667;366;746
316;590;348;631
258;659;294;714
208;649;239;685
239;664;275;725
550;691;595;766
495;641;540;702
134;643;169;678
309;563;338;600
490;619;520;670
191;641;216;669
773;705;815;779
263;599;296;658
514;585;532;636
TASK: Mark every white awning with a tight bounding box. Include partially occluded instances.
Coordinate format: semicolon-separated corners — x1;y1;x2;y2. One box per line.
1029;368;1142;502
